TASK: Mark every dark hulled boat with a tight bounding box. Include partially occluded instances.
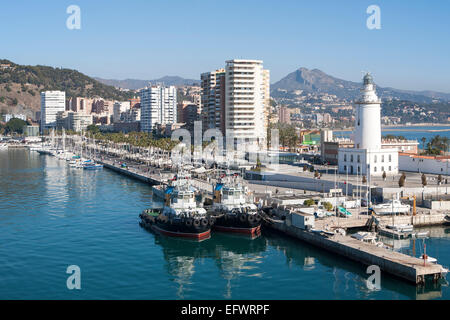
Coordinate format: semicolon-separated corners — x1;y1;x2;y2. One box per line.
209;176;262;235
140;175;214;241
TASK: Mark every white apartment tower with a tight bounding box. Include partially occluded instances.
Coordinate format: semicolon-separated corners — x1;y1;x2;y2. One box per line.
225;60;270;148
40;91;66;133
140;86;177;132
200;60;270;148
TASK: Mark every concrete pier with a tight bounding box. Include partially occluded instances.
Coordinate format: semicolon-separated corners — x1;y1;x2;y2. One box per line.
267;217;447;285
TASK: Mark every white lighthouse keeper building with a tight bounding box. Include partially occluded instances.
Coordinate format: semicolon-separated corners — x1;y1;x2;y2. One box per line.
338;73;399;177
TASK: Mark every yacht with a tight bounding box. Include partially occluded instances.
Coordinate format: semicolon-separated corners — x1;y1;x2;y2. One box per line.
140;173;213;240
371;199;410;215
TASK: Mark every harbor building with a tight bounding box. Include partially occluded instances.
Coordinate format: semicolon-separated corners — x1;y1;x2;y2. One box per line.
40;91;66;133
140;86;177;132
338;74;399;176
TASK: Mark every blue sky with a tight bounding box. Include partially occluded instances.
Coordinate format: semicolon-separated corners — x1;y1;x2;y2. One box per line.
1;0;449;92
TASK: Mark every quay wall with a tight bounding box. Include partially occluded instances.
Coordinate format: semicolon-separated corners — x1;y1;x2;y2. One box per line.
98;160;160;185
270;219;438;284
377;213;446;227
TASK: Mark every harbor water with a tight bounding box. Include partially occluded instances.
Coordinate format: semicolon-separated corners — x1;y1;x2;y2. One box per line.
334;125;450;141
0;149;449;300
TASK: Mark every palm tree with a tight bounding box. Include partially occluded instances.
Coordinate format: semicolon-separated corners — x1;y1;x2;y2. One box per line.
421;137;427;153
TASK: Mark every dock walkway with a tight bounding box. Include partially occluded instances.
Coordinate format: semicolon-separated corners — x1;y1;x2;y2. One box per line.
268;218;447;285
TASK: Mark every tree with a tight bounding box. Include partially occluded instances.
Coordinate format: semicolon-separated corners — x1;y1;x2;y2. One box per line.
382;171;386;181
304;199;315;206
86;124;100;134
362;175;367;184
314;170;320;178
5;118;27;134
421;173;427;187
323;201;333;211
421;137;427;152
309;165;314;173
398;174;405;188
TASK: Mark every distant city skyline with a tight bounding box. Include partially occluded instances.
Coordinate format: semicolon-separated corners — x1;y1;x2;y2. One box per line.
1;1;450;92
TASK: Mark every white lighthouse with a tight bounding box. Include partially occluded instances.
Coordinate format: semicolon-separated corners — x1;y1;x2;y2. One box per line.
354;73;381;150
338;73;399;177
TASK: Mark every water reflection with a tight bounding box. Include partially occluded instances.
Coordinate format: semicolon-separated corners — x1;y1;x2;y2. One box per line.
152;233;266;299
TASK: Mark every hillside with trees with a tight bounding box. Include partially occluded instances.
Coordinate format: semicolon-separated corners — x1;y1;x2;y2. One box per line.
0;59;135;117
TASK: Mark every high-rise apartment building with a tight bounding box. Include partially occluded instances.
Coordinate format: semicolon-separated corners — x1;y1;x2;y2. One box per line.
201;60;270;148
140;86;177;132
201;68;226;134
225;59;270;147
113;101;131;122
40;91;66;133
278;106;291;124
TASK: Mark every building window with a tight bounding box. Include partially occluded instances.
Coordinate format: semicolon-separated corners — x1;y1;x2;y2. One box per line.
381;166;384;172
382;155;385;163
358;166;361;173
389;166;392;171
357;155;360;163
389;154;392;162
344;154;347;162
344;165;347;171
374;155;377;163
374;166;377;172
351;155;354;162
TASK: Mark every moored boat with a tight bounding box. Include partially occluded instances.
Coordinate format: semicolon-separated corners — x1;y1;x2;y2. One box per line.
140;173;213;241
208;174;261;235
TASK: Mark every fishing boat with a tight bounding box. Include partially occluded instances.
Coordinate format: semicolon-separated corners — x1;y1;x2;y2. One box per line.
140;173;213;240
208;174;262;235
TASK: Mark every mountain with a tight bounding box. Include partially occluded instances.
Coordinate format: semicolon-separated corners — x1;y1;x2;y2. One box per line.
271;67;450;103
0;59;135;116
95;76;200;90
